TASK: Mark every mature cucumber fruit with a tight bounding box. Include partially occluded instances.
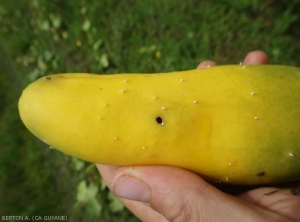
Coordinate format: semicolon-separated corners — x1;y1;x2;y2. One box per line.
18;65;300;185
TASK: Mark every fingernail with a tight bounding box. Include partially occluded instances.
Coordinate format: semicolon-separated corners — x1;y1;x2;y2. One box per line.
113;176;151;203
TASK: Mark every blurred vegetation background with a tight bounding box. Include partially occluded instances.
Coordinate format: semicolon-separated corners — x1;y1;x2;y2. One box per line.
0;0;299;221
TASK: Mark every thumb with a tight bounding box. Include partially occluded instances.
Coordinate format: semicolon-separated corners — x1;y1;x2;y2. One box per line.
110;166;286;221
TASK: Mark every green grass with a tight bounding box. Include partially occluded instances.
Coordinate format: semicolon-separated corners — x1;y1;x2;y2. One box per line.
0;0;300;221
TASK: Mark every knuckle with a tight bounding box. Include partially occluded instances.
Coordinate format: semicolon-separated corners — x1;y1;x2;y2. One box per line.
166;203;191;222
165;195;200;222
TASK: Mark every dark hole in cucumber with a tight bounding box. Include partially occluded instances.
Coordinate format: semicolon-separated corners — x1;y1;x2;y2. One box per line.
257;171;265;177
156;117;163;125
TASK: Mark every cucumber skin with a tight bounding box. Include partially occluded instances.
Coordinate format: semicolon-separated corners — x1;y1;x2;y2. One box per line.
18;65;300;185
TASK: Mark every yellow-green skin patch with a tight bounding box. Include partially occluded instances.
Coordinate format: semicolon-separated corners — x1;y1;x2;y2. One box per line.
18;65;300;185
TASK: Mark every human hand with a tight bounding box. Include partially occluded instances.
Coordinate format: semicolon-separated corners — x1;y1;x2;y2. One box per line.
97;51;300;222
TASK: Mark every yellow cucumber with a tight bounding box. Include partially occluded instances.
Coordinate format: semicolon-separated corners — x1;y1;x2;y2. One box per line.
18;65;300;185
